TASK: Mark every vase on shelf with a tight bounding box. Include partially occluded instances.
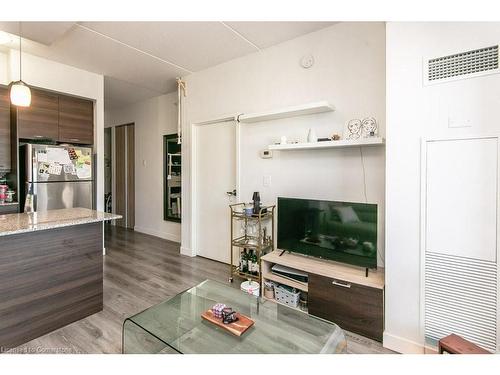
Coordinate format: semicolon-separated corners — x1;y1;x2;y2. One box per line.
307;128;317;143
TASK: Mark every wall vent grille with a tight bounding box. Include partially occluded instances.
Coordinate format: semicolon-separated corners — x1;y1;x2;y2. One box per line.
425;251;498;352
427;45;499;83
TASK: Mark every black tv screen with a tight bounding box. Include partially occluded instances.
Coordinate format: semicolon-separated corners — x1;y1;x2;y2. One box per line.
277;197;378;269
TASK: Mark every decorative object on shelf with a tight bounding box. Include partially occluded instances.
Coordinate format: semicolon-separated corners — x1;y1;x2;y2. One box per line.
280;135;287;145
345;119;362;140
222;307;239;324
252;192;261;215
307;128;318;143
244;204;253;217
249;249;259;274
331;134;341;141
360;117;378;138
263;281;275;299
299;292;309;312
211;303;227;319
239;249;248;273
9;23;31;107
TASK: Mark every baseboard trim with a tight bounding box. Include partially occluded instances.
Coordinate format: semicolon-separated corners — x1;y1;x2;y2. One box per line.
134;226;181;243
383;332;424;354
180;246;195;257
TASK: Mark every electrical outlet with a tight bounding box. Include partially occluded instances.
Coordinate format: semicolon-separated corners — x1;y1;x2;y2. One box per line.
260;149;273;159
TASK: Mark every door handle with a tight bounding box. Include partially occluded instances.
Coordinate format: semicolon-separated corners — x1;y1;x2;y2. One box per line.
332;280;351;288
226;189;237;196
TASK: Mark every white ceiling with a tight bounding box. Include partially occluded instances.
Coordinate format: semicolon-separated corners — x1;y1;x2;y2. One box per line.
0;22;75;45
0;22;335;110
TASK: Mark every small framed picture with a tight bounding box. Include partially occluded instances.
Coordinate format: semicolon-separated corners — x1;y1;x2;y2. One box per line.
345;119;362;140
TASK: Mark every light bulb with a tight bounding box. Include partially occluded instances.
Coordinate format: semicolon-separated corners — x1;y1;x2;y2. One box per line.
10;81;31;107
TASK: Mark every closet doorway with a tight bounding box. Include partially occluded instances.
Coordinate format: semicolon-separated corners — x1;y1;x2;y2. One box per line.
114;123;135;229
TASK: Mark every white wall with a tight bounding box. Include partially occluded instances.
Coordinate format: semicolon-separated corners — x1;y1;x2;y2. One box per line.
105;93;181;242
385;22;500;353
1;49;105;210
0;51;7;83
181;23;386;263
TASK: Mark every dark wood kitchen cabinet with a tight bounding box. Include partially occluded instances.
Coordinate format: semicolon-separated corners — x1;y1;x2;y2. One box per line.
58;95;94;145
308;273;384;341
0;86;11;171
17;88;59;141
15;88;94;145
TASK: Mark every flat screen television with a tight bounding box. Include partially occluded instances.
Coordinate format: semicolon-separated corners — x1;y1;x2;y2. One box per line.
277;197;378;269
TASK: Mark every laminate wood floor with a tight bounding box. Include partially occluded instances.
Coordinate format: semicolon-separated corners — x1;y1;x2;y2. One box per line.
12;226;394;354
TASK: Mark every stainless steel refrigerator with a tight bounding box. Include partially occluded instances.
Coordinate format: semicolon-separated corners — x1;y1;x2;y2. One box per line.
21;144;94;212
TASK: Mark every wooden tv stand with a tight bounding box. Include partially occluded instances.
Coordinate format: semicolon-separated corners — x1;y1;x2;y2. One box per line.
261;251;385;341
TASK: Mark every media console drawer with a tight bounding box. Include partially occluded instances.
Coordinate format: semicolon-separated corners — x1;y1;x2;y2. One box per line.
308;273;383;341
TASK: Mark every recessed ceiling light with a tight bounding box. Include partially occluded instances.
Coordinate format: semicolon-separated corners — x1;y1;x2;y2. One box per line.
0;31;16;45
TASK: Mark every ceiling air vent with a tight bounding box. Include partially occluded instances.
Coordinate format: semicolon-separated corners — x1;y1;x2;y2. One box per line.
425;45;499;85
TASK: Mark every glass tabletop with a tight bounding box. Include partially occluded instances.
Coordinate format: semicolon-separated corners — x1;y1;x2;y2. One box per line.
123;279;346;354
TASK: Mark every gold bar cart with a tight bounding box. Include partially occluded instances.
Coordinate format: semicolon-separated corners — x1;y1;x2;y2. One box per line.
229;203;276;284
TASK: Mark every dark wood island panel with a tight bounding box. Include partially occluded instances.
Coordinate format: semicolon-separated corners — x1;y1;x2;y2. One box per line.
0;222;103;349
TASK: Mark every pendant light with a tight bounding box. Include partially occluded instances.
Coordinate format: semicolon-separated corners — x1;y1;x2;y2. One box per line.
10;23;31;107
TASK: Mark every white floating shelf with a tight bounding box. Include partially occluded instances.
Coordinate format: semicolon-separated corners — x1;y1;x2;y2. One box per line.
238;101;334;123
268;137;385;151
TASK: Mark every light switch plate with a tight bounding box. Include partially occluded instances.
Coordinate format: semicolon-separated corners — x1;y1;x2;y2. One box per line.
448;117;472;128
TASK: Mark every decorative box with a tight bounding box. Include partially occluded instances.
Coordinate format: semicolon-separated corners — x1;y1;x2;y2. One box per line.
211;303;226;319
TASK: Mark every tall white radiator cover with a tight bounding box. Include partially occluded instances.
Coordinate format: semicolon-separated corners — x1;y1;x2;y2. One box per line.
423;136;499;353
425;252;498;352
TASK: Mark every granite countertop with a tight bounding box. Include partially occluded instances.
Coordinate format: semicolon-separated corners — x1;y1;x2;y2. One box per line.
0;207;122;237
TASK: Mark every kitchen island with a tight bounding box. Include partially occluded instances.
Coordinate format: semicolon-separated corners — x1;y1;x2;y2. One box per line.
0;208;120;350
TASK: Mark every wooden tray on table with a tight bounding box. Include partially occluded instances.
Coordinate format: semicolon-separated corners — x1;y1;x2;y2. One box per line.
201;309;254;336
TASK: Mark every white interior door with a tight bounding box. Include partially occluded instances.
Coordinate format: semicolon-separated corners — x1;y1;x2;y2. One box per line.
195;121;237;263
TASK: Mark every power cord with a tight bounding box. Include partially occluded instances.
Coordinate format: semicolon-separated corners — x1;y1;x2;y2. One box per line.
359;146;385;265
359;147;368;203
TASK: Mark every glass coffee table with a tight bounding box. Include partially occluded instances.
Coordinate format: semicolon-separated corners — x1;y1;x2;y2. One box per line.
122;279;346;354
